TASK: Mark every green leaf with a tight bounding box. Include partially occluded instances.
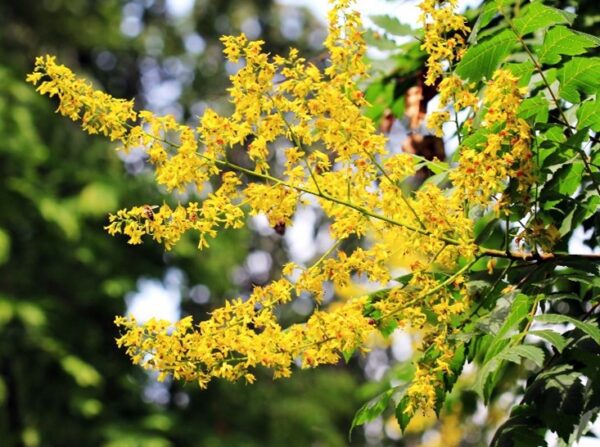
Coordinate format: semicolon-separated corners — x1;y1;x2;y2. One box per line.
393;362;416;382
423;171;449;187
395;394;413;432
476;294;514;335
475;343;545;400
577;98;600;132
558;57;600;103
518;95;549;123
498;344;545;367
538;26;600;65
513;2;574;37
364;81;384;103
542;124;567;144
469;2;500;44
529;329;568;353
444;344;466;391
456;29;517;81
461;127;490;150
408;154;449;174
370;15;414;37
474;214;499;245
558;161;585;196
492;423;548;447
350;388;395;433
391;95;405;119
555;269;600;287
558;203;588;236
343;348;357;363
535;314;600;345
495;0;517;8
504;61;535;87
558;205;576;236
379;318;398;338
506;61;535;87
540;161;584;202
484;293;532;363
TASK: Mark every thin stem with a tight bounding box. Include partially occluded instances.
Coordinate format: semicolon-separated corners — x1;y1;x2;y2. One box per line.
364;150;426;229
482;248;600;263
505;213;511;254
270;97;325;196
125;122;600;262
452;94;462;146
462;260;516;328
514;294;542;346
303;158;323;196
422;258;478;297
551;117;600;146
216;155;448;236
429;243;448;265
533;137;540;221
346;168;352;201
383;257;479;320
312;239;343;270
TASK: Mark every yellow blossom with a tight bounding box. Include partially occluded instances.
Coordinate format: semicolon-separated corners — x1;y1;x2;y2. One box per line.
30;0;494;418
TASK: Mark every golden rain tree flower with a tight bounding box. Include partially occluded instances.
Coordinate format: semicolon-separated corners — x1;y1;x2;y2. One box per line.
418;0;470;86
450;69;534;208
30;0;579;425
27;0;477;415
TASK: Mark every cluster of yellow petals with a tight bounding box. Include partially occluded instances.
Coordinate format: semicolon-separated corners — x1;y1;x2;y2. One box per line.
418;0;470;85
27;0;537;418
104;172;244;250
451;69;534;207
115;281;373;388
427;75;479;136
27;55;136;142
517;218;561;252
375;264;470;416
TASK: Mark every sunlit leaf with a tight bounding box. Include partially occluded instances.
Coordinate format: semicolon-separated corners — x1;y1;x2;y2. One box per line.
538;26;600;65
513;2;574;37
456;29;517;81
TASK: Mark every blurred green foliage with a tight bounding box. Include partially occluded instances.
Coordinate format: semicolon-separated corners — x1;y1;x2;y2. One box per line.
0;1;364;446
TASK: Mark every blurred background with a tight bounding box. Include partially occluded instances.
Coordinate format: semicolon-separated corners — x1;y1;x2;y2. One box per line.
1;0;599;446
0;1;366;446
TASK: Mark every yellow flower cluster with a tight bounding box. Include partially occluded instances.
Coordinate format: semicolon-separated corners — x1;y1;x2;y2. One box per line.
373;264;470;416
451;70;533;207
105;172;244;250
115;281;373;387
27;55;136;142
418;0;470;85
517;219;561;252
29;0;531;419
417;20;534;214
427;75;479;136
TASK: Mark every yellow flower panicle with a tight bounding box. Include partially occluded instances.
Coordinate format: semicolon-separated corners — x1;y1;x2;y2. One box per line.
372;263;470;418
29;0;537;418
115;286;374;388
418;0;470;86
451;69;533;207
105;172;244;250
27;55;136;142
427;75;479;136
517;219;561;252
